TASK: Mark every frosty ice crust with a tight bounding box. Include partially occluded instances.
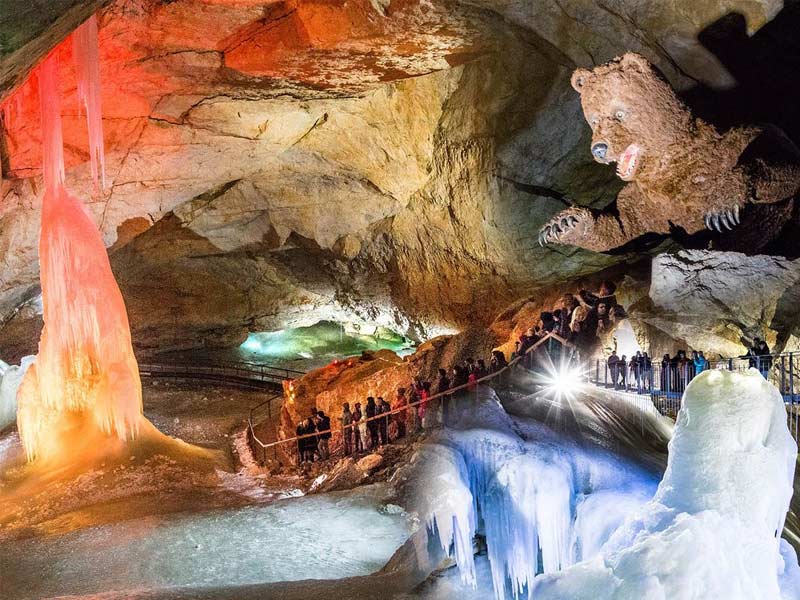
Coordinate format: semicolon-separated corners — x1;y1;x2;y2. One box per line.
534;368;800;600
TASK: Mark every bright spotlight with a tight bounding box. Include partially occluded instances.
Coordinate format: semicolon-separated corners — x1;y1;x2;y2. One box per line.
538;360;587;402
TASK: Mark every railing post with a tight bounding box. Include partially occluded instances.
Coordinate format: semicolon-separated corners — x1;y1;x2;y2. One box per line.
782;355;787;397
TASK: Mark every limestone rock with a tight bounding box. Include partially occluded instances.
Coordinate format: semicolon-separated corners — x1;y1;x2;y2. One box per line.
638;250;800;357
356;453;384;474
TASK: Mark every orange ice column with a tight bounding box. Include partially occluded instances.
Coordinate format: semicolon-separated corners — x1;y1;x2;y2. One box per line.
16;36;144;464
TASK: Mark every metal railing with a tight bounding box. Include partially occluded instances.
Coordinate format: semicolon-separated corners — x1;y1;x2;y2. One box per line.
138;360;305;390
591;352;800;441
246;332;579;465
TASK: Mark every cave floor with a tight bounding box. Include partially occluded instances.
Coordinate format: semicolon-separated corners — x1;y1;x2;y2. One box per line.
0;380;304;540
0;380;414;599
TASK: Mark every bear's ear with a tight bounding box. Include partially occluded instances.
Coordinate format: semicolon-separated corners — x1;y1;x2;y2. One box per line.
619;53;652;74
571;68;591;93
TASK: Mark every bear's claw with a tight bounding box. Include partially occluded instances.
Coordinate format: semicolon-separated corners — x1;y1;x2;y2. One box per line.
703;206;740;232
539;209;586;246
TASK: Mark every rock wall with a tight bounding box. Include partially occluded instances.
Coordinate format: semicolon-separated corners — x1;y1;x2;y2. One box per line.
631;250;800;359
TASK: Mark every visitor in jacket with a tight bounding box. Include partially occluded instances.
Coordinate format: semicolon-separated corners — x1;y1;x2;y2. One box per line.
352;402;364;453
365;397;379;449
693;351;708;376
377;397;390;445
393;388;408;439
341;403;353;456
316;410;331;460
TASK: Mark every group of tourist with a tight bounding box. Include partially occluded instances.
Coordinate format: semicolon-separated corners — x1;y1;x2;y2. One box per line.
296;409;333;463
606;349;710;392
744;337;773;376
604;337;778;393
515;281;626;358
294;281;635;464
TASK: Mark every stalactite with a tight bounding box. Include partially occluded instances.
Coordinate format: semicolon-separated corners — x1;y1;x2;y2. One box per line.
72;14;106;190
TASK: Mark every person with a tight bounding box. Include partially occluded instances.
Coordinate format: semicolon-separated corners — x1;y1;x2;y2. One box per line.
490;350;508;372
475;359;488;379
308;408;321;460
417;381;431;428
618;354;627;389
341;403;353;456
295;420;306;464
353;402;364;453
689;351;698;381
299;415;317;463
661;353;671;391
435;369;451;424
641;352;653;390
436;368;450;394
674;351;688;392
465;358;476;375
607;350;619;387
519;329;534;353
393;388;408;439
540;311;555;333
757;339;772;377
316;410;331;460
510;341;523;361
551;308;562;334
745;339;760;368
365;397;379;449
452;365;468;387
376;397;390;445
630;351;642;389
693;351;708;376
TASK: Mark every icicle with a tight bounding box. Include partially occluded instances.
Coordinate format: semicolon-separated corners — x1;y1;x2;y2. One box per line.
36;56;65;193
72;14;105;190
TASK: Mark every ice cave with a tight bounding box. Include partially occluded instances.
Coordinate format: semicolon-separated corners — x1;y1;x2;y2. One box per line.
1;1;800;599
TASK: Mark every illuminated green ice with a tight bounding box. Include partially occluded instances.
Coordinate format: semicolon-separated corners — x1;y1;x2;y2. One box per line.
240;321;414;362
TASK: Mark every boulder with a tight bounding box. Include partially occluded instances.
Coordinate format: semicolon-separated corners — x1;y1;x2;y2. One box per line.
356;453;384;474
634;250;800;357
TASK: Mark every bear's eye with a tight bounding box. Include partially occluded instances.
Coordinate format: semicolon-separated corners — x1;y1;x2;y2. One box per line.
614;110;626;121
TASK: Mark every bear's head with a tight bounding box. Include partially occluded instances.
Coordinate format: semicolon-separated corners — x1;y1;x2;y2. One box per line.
571;53;693;182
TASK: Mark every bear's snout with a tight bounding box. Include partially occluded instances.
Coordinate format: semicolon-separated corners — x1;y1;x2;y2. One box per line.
591;142;609;163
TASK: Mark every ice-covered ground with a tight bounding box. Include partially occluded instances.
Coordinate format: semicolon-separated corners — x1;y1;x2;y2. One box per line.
0;482;411;600
412;370;800;600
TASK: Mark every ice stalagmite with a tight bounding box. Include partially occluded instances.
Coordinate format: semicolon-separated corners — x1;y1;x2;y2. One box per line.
533;369;800;600
72;14;105;190
16;48;144;463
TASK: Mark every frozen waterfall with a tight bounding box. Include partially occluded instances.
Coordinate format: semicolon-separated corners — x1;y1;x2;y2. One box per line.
407;387;659;600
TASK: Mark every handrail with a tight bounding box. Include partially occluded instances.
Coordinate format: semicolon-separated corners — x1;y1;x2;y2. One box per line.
247;331;577;457
138;360;306;390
